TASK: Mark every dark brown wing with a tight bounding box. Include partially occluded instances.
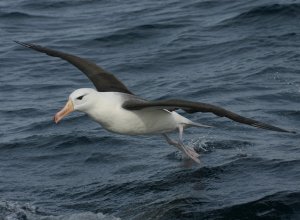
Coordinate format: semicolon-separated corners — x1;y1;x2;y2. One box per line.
15;41;133;94
123;99;295;133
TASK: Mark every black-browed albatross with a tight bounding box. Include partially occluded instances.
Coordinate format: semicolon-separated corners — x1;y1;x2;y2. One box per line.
15;41;294;163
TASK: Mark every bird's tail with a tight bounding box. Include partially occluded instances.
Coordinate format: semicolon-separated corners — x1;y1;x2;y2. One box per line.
171;111;213;128
188;121;213;128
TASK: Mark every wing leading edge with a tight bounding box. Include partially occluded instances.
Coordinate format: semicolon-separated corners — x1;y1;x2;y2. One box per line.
15;41;133;94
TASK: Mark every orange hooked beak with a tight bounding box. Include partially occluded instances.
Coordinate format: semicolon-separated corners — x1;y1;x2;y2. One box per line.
54;99;74;124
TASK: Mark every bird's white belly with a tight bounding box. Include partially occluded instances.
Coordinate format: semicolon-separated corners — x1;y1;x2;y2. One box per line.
88;108;178;135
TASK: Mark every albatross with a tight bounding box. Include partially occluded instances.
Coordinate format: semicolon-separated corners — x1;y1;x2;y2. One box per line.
15;41;294;163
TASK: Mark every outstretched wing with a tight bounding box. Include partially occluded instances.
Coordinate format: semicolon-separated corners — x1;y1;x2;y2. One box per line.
123;99;294;133
15;41;133;94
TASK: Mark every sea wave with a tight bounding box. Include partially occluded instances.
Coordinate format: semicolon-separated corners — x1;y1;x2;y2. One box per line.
0;11;49;18
93;23;183;46
218;3;300;26
20;0;99;10
236;3;300;18
201;191;300;220
1;0;299;219
128;191;300;220
0;200;120;220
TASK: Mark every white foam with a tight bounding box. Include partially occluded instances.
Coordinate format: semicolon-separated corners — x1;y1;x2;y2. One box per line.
40;212;121;220
0;201;121;220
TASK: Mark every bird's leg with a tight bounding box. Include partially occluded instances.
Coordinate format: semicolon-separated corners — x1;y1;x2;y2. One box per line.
177;125;200;163
163;128;200;164
163;133;196;160
162;134;179;147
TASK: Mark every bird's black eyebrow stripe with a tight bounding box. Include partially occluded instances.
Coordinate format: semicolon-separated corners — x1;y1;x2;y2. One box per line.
77;95;84;100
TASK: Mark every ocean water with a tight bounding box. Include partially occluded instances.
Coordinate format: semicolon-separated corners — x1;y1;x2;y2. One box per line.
1;0;300;219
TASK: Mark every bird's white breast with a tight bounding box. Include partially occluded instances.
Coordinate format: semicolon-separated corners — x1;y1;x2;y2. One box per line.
84;92;179;135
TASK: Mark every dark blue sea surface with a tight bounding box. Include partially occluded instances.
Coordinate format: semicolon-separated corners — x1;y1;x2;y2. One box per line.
1;0;300;219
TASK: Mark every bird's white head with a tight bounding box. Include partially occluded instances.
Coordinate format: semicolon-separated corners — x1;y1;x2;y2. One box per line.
54;88;97;123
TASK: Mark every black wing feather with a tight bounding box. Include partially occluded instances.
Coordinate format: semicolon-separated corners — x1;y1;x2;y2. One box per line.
15;41;133;94
123;99;295;133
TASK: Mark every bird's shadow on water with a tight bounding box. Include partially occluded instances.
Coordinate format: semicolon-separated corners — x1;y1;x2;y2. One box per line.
181;159;198;168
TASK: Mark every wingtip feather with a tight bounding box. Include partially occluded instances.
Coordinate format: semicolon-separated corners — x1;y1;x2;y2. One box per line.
14;40;29;47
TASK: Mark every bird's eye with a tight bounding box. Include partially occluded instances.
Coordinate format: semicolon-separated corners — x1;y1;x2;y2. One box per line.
77;95;84;100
